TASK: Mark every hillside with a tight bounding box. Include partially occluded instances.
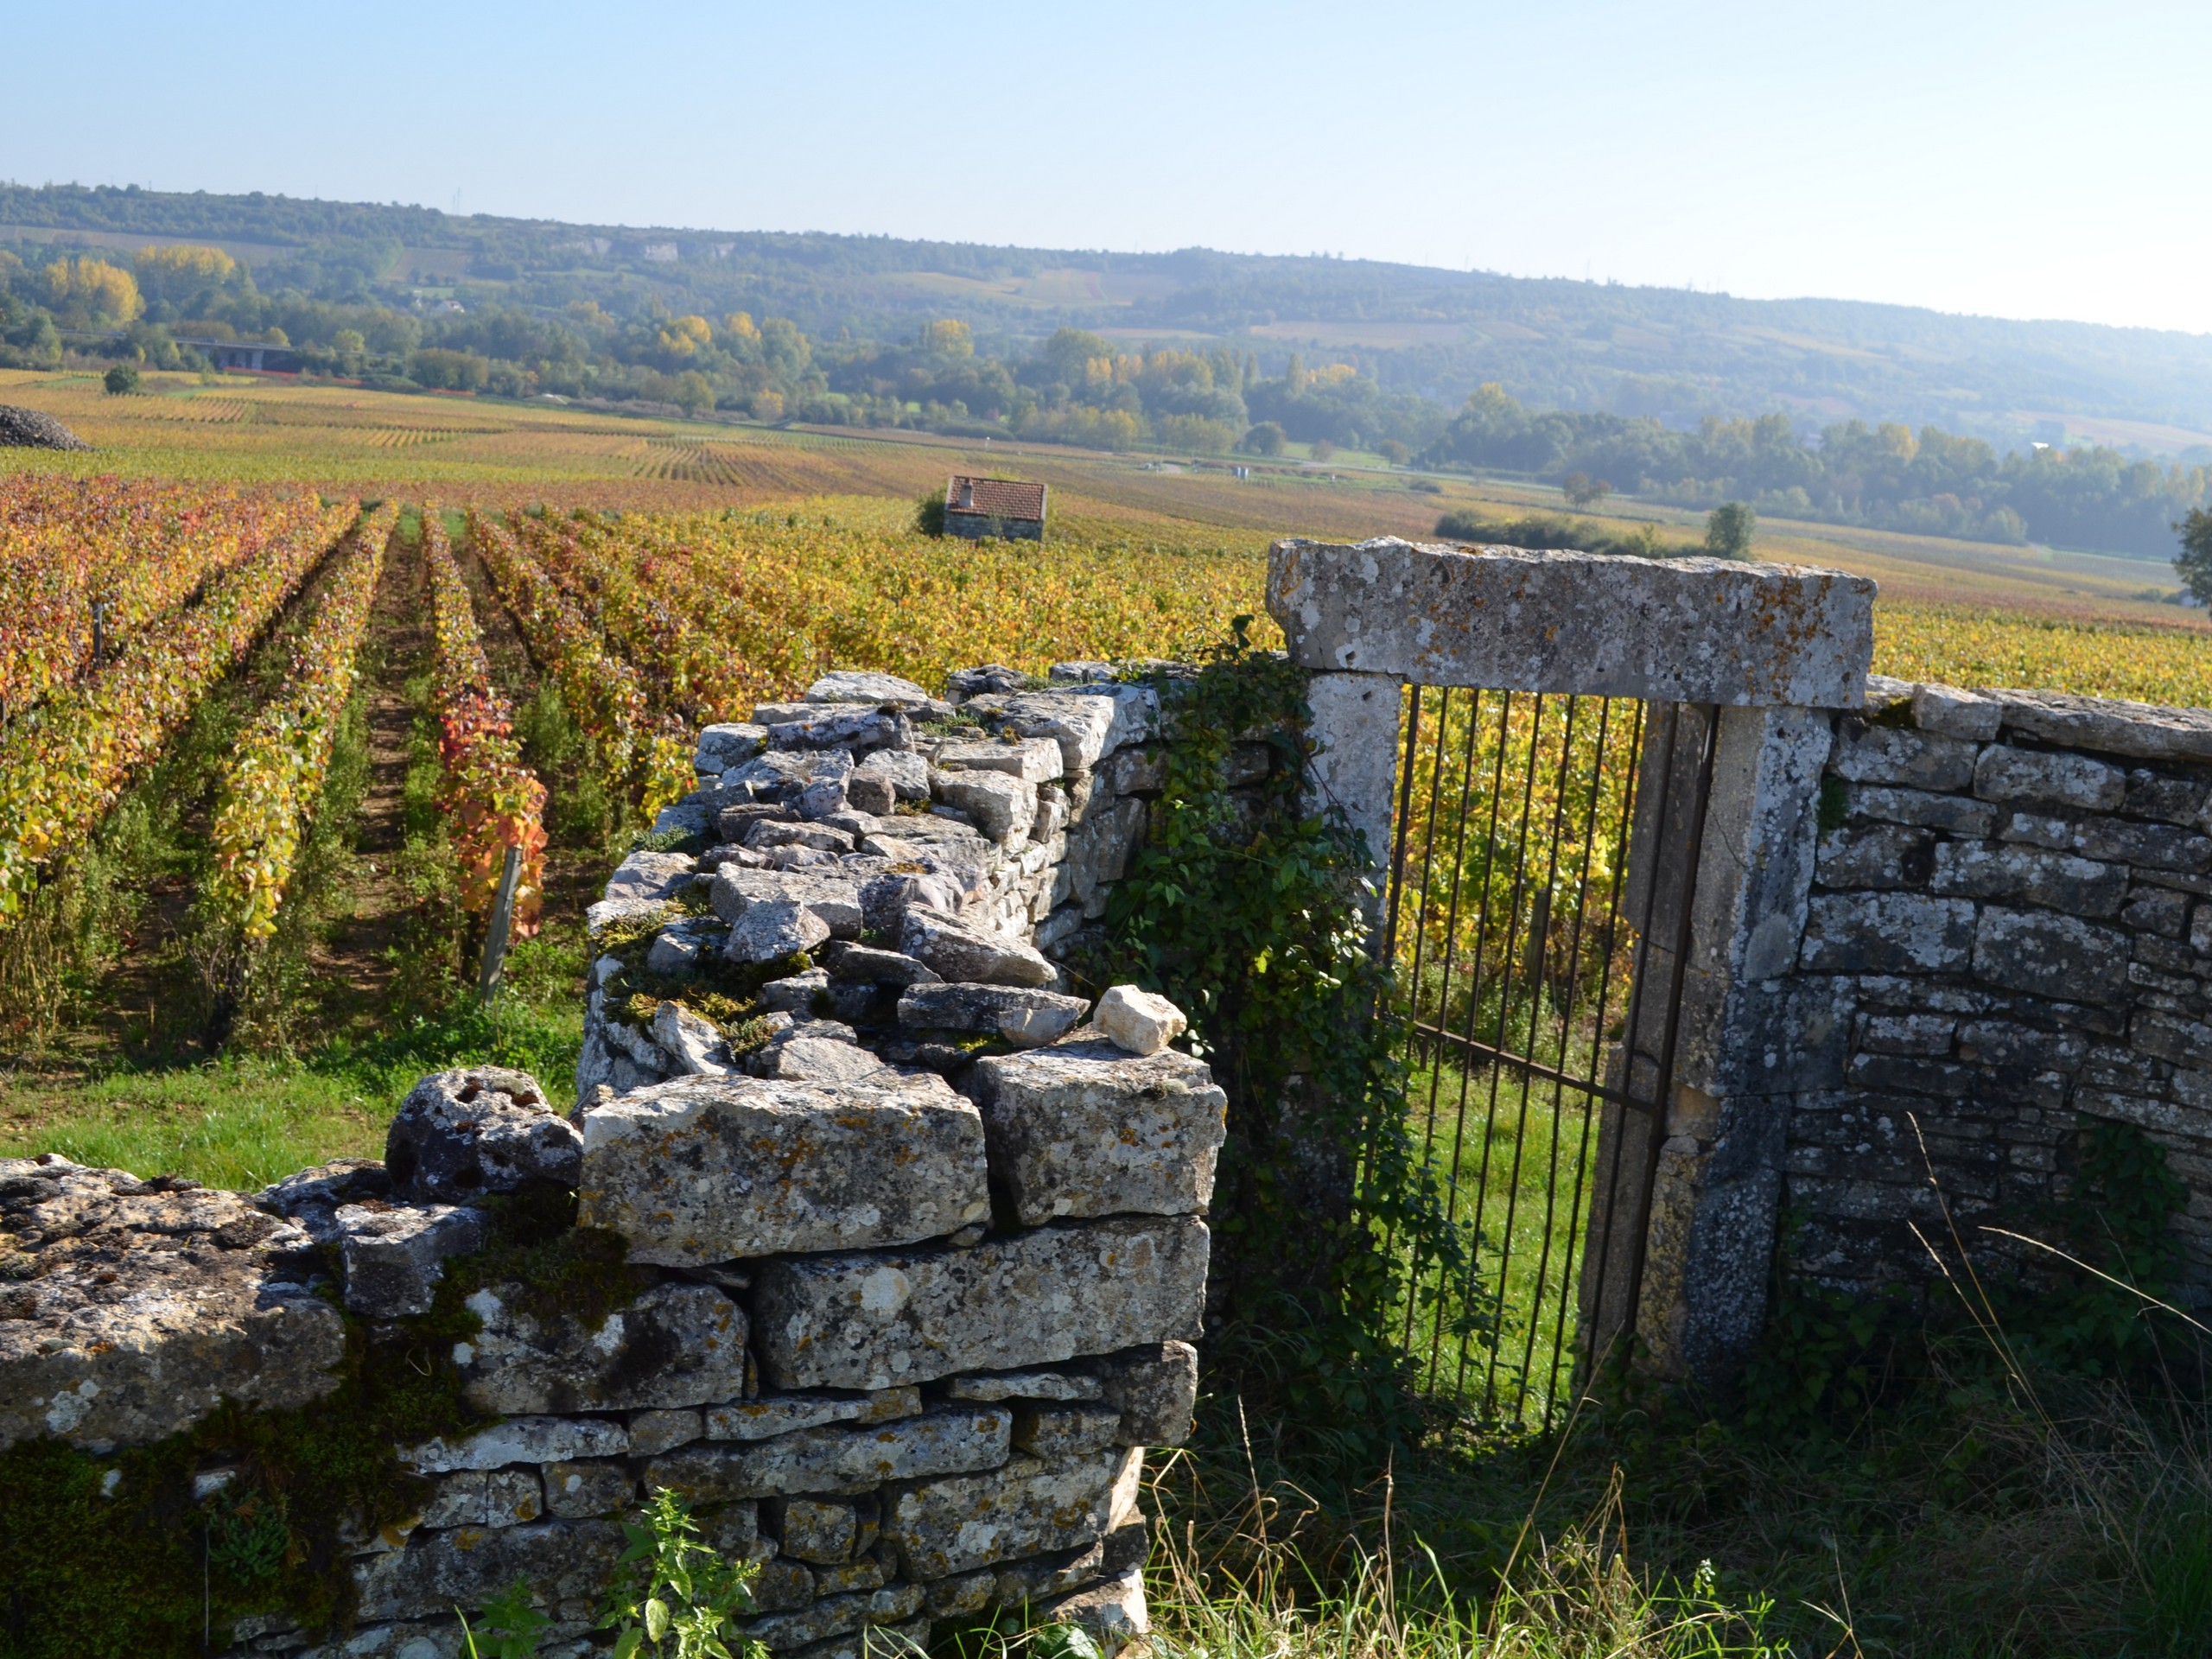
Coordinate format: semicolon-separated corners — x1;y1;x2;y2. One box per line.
8;181;2212;450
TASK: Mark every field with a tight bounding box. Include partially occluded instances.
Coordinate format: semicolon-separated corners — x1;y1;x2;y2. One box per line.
4;372;2212;1654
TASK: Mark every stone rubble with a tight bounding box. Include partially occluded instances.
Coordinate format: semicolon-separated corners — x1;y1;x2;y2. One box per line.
0;660;1231;1659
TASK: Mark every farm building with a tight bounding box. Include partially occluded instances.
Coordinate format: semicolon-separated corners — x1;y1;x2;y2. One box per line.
944;474;1046;540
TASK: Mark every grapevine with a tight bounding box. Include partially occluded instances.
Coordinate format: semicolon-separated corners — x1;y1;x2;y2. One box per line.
464;508;689;814
423;508;548;937
1;476;333;728
0;496;357;924
206;504;398;945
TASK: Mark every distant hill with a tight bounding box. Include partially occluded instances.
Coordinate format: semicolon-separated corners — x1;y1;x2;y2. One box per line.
6;181;2212;454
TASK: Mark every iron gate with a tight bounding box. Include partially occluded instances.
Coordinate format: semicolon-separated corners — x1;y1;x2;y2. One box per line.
1376;686;1719;1427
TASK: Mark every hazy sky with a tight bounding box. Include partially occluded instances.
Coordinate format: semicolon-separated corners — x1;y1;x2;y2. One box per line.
10;0;2211;334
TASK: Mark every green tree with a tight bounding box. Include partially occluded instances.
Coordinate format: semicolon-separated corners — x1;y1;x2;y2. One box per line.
1562;471;1611;508
674;372;715;416
103;362;141;395
1243;421;1286;456
2175;507;2212;607
1705;500;1756;558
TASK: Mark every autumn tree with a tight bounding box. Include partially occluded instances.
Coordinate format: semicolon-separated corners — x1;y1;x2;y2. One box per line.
1562;472;1612;508
1705;500;1757;558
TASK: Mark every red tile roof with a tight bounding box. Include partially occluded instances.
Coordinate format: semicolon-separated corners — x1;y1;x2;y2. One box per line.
947;475;1047;520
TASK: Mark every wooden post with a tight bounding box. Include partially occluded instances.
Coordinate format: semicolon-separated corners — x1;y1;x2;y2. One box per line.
478;845;523;1007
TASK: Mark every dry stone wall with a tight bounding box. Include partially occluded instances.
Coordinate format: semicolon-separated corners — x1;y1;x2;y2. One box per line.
1781;679;2212;1304
1;665;1239;1659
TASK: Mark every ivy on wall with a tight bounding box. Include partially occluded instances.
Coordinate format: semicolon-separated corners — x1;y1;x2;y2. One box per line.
1105;621;1472;1454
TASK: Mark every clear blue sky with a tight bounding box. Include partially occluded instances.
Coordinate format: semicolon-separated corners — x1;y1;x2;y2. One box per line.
10;0;2210;334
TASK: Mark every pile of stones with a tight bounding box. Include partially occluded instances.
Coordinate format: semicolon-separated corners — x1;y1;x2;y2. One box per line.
0;404;91;450
577;664;1180;1102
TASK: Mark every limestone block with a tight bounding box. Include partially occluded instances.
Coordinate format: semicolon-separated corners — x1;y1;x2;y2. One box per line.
335;1201;488;1318
696;722;770;772
1083;1340;1198;1446
603;851;698;905
2000;811;2212;872
807;669;945;713
751;1557;818;1614
885;1446;1142;1579
936;738;1065;785
402;1415;629;1474
750;1216;1210;1390
811;1556;887;1596
900;909;1055;988
543;1459;635;1517
855;748;931;802
704;1387;920;1441
652;1001;733;1076
944;1370;1103;1403
745;1586;925;1652
767;1495;871;1563
352;1519;625;1622
727;899;834;964
1840;785;1996;839
896;983;1089;1047
418;1466;545;1529
1930;843;2127;918
1910;683;2003;741
830;946;941;987
646;929;704;979
1973;745;2126;810
760;969;830;1013
1266;538;1874;707
0;1159;345;1452
577;1075;990;1263
946;664;1033;702
750;1034;899;1087
1799;893;1975;975
588;895;672;935
751;822;859;854
1042;1566;1150;1656
1995;690;2212;762
993;1541;1105;1605
844;773;894;816
456;1280;748;1413
711;868;867;938
925;1571;996;1618
933;769;1036;844
1054;798;1146;913
960;686;1158;772
1093;985;1187;1055
644;1408;1011;1502
257;1157;391;1241
385;1068;581;1203
1013;1404;1123;1459
1830;725;1978;791
770;709;906;755
628;1408;702;1457
1973;907;2131;1005
969;1042;1225;1224
1814;824;1935;891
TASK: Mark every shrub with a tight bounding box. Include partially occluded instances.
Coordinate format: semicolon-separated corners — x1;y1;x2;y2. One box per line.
103;362;140;395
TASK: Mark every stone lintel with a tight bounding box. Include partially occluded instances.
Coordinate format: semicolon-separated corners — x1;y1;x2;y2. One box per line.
1266;538;1875;709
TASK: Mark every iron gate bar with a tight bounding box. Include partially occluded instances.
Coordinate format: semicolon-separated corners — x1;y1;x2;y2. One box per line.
1478;692;1585;1411
1408;1021;1651;1112
1429;688;1527;1384
1449;690;1551;1400
1402;687;1489;1349
1536;696;1647;1405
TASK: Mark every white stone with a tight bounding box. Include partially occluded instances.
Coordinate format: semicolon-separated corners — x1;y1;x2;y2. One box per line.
1093;985;1186;1055
401;1415;629;1473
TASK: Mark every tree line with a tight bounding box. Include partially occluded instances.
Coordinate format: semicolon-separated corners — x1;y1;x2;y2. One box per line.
6;239;2203;563
1425;385;2210;561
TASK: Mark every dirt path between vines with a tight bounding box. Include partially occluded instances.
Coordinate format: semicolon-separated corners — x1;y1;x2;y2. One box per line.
308;527;433;1034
